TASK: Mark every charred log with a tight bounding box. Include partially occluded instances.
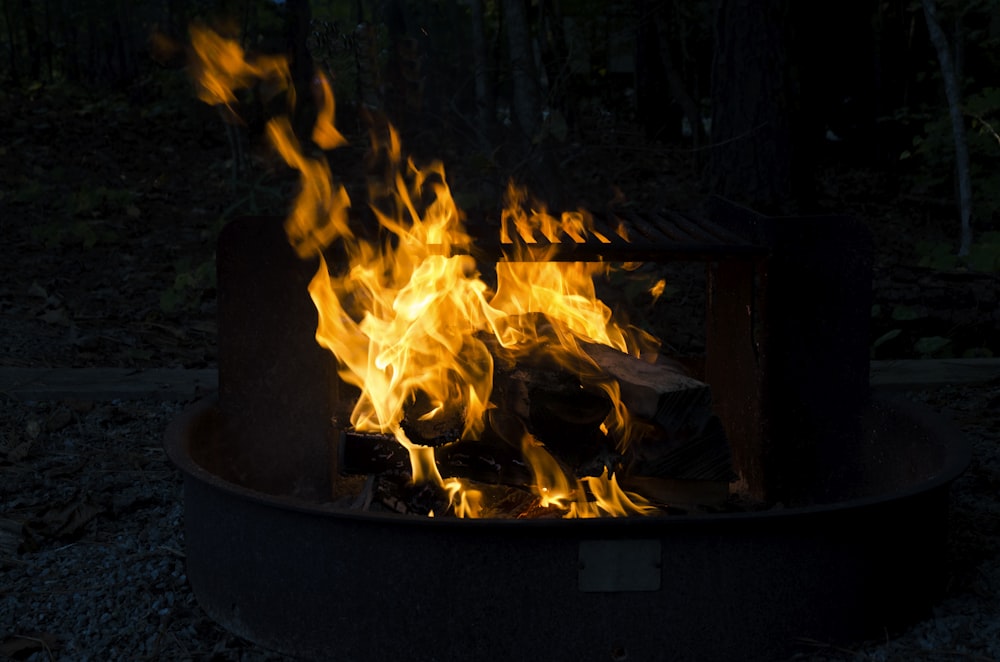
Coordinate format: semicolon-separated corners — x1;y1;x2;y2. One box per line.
341;341;733;501
340;430;533;487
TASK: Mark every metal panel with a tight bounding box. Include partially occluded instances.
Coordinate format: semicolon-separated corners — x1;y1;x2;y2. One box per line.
578;539;662;592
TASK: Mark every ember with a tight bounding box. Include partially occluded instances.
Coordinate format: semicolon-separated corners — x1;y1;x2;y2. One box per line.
183;25;728;518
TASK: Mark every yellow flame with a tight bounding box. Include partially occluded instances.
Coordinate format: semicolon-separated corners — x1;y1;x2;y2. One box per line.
520;432;655;518
312;72;348;150
649;278;667;304
187;26;661;518
188;24;293;115
499;182;611;245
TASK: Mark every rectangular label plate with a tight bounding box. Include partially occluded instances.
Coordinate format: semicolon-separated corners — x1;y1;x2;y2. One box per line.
578;539;662;592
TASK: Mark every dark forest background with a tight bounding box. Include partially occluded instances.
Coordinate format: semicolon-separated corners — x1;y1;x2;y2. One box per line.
1;0;999;367
5;0;1000;248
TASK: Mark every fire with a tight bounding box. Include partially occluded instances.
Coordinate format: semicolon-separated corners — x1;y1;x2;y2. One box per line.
520;432;656;518
185;25;660;518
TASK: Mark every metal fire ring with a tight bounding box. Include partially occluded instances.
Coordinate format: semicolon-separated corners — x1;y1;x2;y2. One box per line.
166;392;969;662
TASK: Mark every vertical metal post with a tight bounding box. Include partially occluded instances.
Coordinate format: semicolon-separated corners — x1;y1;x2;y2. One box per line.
706;200;873;504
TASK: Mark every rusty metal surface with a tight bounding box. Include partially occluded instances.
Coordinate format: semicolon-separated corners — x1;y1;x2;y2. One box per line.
704;199;875;504
166;394;968;662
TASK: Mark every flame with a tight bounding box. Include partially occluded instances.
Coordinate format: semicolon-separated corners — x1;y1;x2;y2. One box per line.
521;432;655;518
500;182;611;245
650;278;667;303
186;26;660;518
188;24;293;116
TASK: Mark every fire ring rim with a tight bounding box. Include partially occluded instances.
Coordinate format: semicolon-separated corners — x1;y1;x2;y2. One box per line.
165;391;971;528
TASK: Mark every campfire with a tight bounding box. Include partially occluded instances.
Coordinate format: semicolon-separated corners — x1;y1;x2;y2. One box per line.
184;25;736;519
164;24;969;662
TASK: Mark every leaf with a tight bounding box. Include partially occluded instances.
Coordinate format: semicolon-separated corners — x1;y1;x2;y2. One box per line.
39;307;71;326
872;328;902;349
914;336;952;357
26;282;48;298
890;305;926;321
546;109;569;143
2;439;34;463
32;498;104;541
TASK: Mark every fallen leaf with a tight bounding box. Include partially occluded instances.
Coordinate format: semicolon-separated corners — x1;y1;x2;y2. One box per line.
32;497;104;541
39;308;71;325
24;420;41;440
2;439;34;463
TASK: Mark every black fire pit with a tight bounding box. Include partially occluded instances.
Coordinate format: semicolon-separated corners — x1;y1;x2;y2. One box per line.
166;211;969;661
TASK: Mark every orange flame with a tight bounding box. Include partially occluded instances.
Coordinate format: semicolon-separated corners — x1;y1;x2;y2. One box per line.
186;26;659;518
521;431;655;518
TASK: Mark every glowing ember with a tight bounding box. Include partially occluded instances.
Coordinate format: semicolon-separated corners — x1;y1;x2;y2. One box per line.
185;24;662;518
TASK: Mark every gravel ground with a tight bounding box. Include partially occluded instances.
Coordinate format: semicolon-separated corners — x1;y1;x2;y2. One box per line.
1;380;998;662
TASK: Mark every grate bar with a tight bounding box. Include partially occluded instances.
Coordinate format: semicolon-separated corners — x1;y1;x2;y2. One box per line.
470;209;764;262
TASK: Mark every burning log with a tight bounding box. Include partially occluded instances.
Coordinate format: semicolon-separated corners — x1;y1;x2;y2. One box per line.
339;340;733;511
491;340;733;482
339;430;533;486
581;345;733;482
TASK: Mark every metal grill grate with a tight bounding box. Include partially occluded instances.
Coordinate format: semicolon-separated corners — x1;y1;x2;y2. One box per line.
471;209;765;262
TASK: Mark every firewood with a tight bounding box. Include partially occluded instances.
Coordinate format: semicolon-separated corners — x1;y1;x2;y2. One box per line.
339;429;533;486
580;343;734;483
340;338;733;511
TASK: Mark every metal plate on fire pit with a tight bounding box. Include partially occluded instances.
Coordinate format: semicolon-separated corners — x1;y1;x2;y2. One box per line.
578;539;662;592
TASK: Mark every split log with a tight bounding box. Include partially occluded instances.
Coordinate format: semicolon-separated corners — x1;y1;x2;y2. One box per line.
579;344;734;483
490;339;734;482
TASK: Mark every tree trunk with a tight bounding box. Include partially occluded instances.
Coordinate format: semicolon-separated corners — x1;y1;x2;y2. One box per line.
707;0;810;214
503;0;542;142
922;0;973;257
285;0;314;135
501;0;563;207
648;0;704;149
635;0;679;142
20;0;39;79
469;0;496;149
3;0;19;83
